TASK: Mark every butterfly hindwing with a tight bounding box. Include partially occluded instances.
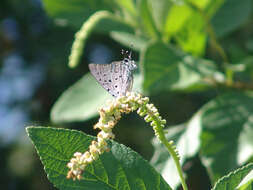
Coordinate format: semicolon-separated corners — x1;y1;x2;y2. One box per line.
89;57;136;97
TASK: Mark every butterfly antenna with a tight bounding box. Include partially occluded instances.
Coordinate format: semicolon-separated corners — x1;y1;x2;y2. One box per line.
129;50;132;59
121;48;132;59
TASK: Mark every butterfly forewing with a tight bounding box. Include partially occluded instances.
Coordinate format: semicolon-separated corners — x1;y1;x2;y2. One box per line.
89;62;133;97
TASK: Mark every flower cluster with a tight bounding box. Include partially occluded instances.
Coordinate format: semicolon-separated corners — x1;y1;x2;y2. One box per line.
67;92;167;180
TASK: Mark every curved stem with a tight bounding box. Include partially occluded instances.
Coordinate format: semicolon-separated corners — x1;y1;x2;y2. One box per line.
148;110;188;190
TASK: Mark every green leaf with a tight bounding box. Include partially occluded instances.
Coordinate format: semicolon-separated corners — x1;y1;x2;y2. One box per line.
137;0;160;38
150;92;253;187
42;0;115;28
142;41;224;94
164;4;192;37
188;0;211;10
212;163;253;190
113;0;137;22
26;127;172;190
175;11;207;56
237;169;253;190
51;72;143;123
150;113;202;188
211;0;252;37
200;92;253;183
147;0;171;33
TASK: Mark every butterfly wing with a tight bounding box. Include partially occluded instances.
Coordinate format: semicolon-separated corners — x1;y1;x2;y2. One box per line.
109;61;133;97
89;62;133;97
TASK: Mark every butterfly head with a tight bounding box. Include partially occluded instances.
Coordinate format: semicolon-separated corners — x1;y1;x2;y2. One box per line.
121;49;137;71
122;57;137;71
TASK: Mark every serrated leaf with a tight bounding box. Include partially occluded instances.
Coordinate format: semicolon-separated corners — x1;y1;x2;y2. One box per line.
212;163;253;190
237;169;253;190
142;41;224;94
200;92;253;183
50;73;143;123
211;0;252;37
26;127;172;190
150;113;202;188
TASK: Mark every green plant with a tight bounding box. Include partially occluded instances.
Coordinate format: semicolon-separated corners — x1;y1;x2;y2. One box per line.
27;0;253;189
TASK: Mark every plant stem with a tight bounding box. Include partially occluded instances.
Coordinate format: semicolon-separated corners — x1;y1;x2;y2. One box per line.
148;111;188;190
159;137;188;190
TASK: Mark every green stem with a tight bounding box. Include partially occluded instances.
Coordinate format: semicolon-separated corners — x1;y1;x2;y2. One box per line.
68;10;134;68
147;111;188;190
158;130;188;190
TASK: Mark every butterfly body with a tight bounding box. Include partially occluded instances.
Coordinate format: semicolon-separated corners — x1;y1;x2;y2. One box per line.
89;57;137;97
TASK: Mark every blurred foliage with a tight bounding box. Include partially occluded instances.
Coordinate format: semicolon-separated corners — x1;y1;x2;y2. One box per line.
1;0;253;189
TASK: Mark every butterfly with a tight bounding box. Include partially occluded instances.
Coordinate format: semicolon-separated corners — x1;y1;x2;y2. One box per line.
89;51;137;97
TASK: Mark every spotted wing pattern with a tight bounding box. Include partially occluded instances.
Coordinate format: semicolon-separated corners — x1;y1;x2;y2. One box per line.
89;61;134;97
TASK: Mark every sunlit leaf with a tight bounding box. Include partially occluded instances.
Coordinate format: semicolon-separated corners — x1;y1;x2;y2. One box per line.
164;4;192;37
175;12;207;56
212;163;253;190
26;127;172;190
236;169;253;190
200;92;253;183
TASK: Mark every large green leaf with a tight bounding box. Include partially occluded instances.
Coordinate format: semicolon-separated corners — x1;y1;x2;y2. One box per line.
150;113;202;188
142;41;224;94
211;0;252;37
200;92;253;183
51;72;143;123
26;127;172;190
212;163;253;190
42;0;115;28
